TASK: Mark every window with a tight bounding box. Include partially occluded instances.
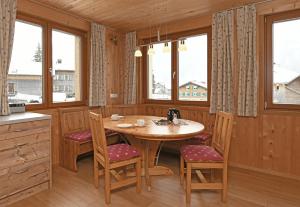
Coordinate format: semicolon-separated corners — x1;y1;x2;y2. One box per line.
8;20;43;104
147;42;172;100
8;14;87;109
266;10;300;109
178;34;208;102
144;27;211;105
52;29;82;103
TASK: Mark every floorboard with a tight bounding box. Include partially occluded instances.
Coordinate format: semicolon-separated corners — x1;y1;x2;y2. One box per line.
8;152;300;207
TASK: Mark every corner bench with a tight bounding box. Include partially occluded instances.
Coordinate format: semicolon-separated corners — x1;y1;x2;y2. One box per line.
59;107;119;172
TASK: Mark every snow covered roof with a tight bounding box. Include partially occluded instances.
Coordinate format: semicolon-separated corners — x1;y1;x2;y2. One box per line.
179;81;207;89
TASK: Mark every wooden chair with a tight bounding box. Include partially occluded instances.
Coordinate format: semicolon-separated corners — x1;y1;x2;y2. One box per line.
180;111;234;203
89;112;142;204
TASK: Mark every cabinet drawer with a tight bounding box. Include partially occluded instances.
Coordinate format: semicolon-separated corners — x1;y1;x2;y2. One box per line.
0;120;50;141
0;131;50;152
0;157;50;199
0;139;50;170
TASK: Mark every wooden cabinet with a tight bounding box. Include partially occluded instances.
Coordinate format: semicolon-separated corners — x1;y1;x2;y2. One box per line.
0;114;51;207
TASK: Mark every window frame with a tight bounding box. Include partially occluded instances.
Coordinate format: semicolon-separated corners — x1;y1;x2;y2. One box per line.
142;27;211;106
265;9;300;110
15;13;88;110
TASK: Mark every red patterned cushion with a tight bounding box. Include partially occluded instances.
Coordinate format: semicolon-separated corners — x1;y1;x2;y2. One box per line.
108;144;140;162
180;145;223;162
188;132;212;145
66;129;118;142
66;130;92;141
194;132;212;141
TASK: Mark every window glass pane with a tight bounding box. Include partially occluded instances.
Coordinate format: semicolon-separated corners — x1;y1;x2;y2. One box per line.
178;35;208;101
273;19;300;105
147;42;172;100
8;20;43;104
52;30;82;103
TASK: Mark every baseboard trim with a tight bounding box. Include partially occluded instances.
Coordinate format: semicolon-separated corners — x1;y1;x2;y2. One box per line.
229;162;300;182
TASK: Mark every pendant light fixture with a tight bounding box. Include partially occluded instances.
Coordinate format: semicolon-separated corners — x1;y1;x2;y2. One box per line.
163;42;170;53
147;44;155;55
134;47;142;57
178;39;187;52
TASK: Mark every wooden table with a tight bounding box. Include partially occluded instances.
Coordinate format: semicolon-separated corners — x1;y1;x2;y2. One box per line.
103;115;204;190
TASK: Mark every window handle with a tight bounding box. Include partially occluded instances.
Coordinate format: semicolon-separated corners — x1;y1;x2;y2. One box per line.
173;71;176;79
49;68;56;77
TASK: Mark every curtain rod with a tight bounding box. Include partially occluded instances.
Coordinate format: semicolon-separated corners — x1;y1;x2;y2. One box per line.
218;0;273;13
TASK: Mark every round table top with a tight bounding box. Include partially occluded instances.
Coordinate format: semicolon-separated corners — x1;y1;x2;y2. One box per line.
103;115;205;141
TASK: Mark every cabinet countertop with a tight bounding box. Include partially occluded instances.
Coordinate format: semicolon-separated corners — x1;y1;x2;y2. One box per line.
0;112;51;126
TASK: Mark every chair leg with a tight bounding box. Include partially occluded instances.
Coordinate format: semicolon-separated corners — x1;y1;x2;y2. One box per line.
104;168;111;204
94;158;99;188
222;165;228;202
180;156;184;185
136;159;142;193
186;163;192;203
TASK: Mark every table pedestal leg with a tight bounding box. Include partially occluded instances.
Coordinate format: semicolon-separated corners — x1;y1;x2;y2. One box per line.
125;136;174;191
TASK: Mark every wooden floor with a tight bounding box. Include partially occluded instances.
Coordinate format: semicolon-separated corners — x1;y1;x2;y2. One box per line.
9;152;300;207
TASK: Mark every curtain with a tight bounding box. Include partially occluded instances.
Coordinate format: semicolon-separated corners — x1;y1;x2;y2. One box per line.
210;10;234;114
124;32;137;104
0;0;17;116
89;23;106;107
237;5;257;117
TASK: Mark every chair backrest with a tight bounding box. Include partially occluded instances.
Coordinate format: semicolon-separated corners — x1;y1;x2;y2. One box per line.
89;111;109;163
59;106;90;137
211;111;234;162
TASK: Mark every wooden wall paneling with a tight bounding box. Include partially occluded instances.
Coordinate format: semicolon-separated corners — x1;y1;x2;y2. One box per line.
105;30;126;105
291;115;300;175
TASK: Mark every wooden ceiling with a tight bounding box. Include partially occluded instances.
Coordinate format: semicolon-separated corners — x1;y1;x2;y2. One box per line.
33;0;266;31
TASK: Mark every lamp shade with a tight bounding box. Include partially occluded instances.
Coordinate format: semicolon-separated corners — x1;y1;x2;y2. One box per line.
134;48;142;57
178;40;187;52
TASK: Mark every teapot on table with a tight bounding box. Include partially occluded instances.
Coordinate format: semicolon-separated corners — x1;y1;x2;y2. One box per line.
167;108;181;122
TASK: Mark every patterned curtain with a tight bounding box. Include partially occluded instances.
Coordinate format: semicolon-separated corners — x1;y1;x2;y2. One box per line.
210;10;234;114
89;23;106;107
237;5;257;117
124;32;137;104
0;0;16;116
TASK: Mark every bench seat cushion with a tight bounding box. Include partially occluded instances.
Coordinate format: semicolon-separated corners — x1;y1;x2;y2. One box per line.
66;129;119;142
187;132;212;145
180;145;223;162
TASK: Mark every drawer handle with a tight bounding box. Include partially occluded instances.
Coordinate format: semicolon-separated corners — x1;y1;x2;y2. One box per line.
15;168;29;174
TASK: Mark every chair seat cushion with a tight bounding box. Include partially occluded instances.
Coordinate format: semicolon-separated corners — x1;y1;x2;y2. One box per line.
66;130;92;142
180;145;223;162
66;129;119;142
188;132;212;145
108;144;140;162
